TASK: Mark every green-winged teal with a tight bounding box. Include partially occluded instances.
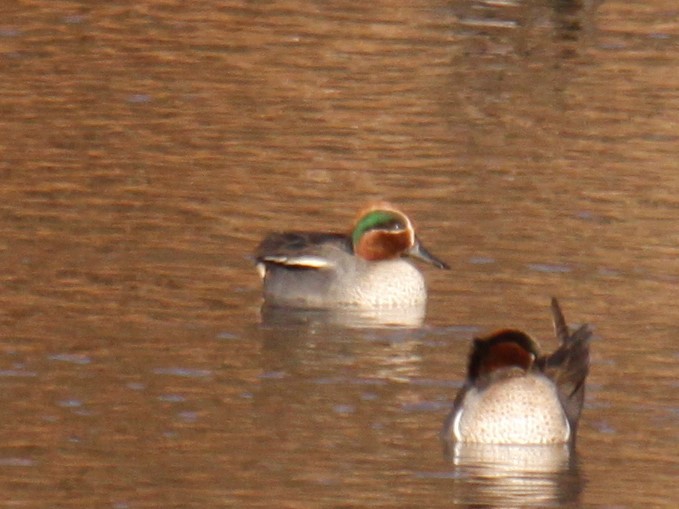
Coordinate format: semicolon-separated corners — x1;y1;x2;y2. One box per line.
255;202;449;308
443;298;591;445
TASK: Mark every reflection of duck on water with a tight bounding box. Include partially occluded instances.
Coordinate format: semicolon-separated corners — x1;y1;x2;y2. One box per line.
445;441;583;508
259;301;426;329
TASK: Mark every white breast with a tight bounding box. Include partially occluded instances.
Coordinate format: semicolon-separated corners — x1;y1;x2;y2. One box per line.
338;259;427;307
453;375;570;445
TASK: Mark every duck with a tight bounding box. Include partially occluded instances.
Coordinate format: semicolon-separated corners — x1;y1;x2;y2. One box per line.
442;298;591;445
255;202;449;308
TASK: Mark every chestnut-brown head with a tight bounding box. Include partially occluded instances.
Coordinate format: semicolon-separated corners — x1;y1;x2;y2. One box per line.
467;329;541;382
351;203;449;268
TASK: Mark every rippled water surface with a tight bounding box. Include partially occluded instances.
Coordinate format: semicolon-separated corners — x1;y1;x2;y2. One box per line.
0;1;677;507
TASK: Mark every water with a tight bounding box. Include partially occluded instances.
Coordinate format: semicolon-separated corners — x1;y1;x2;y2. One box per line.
0;0;677;507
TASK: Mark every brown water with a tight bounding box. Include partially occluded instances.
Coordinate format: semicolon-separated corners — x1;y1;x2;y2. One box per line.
0;0;677;507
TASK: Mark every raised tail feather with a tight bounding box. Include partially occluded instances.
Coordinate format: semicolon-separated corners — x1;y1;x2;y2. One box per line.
541;298;593;432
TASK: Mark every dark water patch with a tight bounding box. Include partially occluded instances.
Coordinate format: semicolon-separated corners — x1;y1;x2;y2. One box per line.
332;404;355;415
56;399;82;408
216;331;240;340
401;400;450;413
469;256;496;264
527;263;572;273
0;457;35;467
48;353;92;365
152;367;213;378
158;394;185;403
0;369;38;377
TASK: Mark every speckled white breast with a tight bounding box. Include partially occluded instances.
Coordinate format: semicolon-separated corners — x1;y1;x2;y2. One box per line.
336;259;427;307
452;374;570;445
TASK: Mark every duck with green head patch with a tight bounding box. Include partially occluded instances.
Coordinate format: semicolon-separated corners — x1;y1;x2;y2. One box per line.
255;202;449;308
443;298;592;446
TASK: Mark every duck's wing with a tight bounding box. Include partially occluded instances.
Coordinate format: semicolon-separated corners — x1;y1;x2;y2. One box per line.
255;232;351;269
441;382;472;443
538;297;593;432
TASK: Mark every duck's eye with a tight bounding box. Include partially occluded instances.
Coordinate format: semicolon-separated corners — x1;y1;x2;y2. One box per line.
381;219;406;231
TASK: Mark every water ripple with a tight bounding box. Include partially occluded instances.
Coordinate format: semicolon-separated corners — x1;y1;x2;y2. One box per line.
152;368;212;378
48;354;92;365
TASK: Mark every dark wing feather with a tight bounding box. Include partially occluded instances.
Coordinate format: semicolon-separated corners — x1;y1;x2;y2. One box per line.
538;298;592;432
255;232;351;267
